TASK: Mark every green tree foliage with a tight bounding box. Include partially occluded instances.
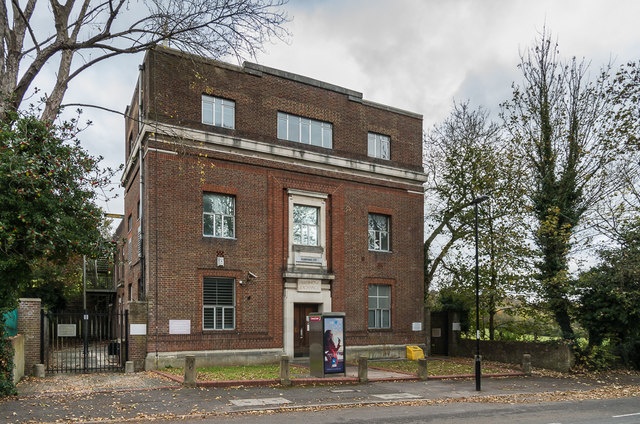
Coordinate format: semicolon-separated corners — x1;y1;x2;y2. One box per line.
424;102;533;337
576;221;640;369
423;102;505;298
501;31;637;340
0;112;116;314
0;325;16;396
20;256;83;311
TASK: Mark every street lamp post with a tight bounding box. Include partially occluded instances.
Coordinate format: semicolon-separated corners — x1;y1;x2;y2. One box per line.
472;195;490;391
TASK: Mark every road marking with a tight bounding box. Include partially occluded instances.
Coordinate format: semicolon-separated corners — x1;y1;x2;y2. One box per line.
613;412;640;418
331;389;356;393
372;393;423;400
230;398;291;406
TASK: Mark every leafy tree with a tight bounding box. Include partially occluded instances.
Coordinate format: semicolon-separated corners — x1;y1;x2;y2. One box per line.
423;102;502;298
424;102;533;337
0;325;15;396
0;0;289;120
576;221;640;368
501;31;637;340
20;256;83;311
0;111;116;314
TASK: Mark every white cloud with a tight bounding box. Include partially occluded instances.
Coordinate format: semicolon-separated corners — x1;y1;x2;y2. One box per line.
27;0;637;216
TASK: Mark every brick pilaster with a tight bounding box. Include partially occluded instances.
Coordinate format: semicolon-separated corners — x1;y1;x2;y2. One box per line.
17;298;41;374
127;301;148;371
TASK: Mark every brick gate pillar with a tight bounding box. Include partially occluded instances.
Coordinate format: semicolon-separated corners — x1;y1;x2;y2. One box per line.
127;301;148;371
17;298;41;375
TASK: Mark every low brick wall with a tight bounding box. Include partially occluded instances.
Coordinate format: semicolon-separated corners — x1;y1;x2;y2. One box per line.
10;334;25;384
457;339;574;372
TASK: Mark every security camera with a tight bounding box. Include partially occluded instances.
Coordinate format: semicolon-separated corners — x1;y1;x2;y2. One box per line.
247;272;258;279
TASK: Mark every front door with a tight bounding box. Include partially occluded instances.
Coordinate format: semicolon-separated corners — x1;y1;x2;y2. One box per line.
293;303;317;357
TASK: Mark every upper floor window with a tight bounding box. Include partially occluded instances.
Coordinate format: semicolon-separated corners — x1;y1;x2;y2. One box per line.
293;205;319;246
368;284;391;329
203;277;235;330
368;213;390;251
202;95;235;129
203;193;235;238
368;133;390;160
278;112;332;149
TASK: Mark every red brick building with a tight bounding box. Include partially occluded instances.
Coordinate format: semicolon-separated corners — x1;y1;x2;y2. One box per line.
117;47;426;369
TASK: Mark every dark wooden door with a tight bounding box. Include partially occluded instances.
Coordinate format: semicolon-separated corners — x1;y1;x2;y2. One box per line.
294;303;318;357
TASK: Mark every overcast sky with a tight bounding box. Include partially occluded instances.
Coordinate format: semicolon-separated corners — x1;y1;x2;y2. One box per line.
59;0;640;216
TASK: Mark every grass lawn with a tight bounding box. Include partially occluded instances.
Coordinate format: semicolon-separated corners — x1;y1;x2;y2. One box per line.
162;364;308;381
368;358;513;376
160;358;517;381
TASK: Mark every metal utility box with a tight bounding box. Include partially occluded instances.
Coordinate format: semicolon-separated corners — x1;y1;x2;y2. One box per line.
309;312;346;377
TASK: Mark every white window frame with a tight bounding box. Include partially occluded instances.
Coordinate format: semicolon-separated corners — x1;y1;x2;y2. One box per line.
368;132;390;160
277;112;332;148
368;213;390;252
287;189;328;270
202;95;235;129
203;277;235;330
203;193;236;239
293;205;319;246
368;284;391;329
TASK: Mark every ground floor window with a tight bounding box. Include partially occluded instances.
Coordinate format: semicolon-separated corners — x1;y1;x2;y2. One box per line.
203;277;235;330
368;284;391;329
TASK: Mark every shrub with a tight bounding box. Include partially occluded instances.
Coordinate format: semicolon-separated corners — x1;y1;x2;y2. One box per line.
0;327;16;396
574;340;618;371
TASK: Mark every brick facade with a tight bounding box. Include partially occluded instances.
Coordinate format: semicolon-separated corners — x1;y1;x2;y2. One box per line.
118;47;426;366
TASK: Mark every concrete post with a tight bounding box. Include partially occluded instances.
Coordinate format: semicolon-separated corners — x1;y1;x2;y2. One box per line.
125;361;135;374
184;355;196;387
417;358;428;381
279;355;291;386
358;355;368;383
33;364;45;378
522;354;532;376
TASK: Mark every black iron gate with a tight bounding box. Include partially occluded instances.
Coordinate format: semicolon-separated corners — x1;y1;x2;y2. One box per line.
41;309;128;373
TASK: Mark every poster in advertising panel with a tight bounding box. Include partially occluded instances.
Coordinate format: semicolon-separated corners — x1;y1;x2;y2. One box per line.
323;316;345;373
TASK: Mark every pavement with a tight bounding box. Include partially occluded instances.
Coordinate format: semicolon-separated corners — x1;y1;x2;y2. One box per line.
2;363;640;424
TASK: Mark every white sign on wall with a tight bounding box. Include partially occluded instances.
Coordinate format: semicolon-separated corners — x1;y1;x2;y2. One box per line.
169;320;191;335
412;322;422;331
57;324;76;337
130;324;147;336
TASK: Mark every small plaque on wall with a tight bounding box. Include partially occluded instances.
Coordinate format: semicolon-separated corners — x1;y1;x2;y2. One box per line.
169;320;191;335
297;279;321;292
412;322;422;331
432;328;442;338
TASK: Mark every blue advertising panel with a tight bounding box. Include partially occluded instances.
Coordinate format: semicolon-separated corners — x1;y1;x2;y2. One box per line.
323;315;345;374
